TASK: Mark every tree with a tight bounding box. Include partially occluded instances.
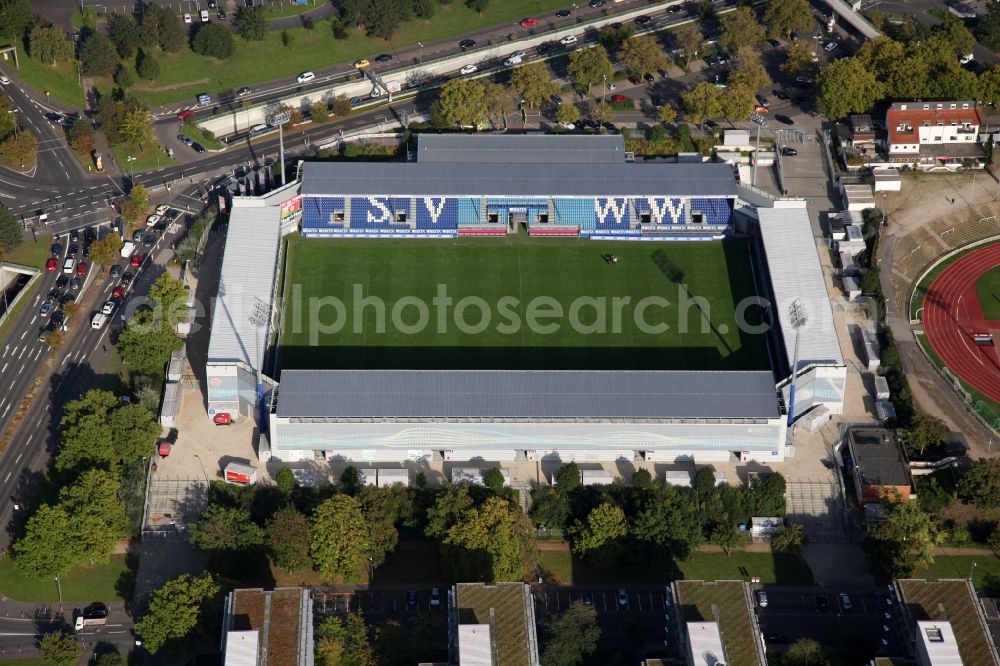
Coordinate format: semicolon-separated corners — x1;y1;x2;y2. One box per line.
311;494;371;581
58;469;130;564
340;466;360;494
483;82;515;130
140;6;161;47
120;183;149;229
632;469;652;488
483;467;506;494
266;506;311;571
0;204;22;259
657;103;677;125
149;272;188;324
467;0;490;13
988;528;1000;558
530;485;571;529
28;23;74;65
14;504;78;578
80;32;119;76
108;403;160;466
866;495;942;577
113;64;135;89
281;29;294;48
426;484;474;538
136;49;160;80
54;390;116;473
0;95;13;141
134;573;221;654
782;40;817;76
959;458;1000;508
433;79;487;128
117;308;183;374
412;0;435;19
630;488;704;560
356;486;400;568
764;0;812;39
156;7;184;52
235;6;267;41
332;94;352;116
901;412;948;458
569;503;627;567
311;101;330;124
275;467;297;493
316;613;376;666
675;23;703;61
109;13;141;58
190;504;264;552
0;0;35;41
555;462;581;492
192;22;235;59
599;24;634;55
443;496;536;582
88;234;120;271
568;46;613;93
510;62;559;109
772;523;806;551
784;638;829;666
682;82;723;127
719;6;765;54
541;601;600;666
39;629;81;666
0;130;36;169
710;521;749;556
817;57;884;120
620;35;668;76
555;103;581;126
95;654;127;666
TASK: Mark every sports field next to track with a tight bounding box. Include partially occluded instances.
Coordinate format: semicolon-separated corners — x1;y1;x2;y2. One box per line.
278;235;769;371
975;265;1000;320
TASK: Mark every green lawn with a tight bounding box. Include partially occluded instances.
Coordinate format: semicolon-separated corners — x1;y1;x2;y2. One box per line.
71;7;97;30
539;549;814;585
111;143;175;174
0;554;133;603
976;265;1000;320
279;235;768;371
916;553;1000;590
4;234;52;269
182;124;225;151
8;52;84;109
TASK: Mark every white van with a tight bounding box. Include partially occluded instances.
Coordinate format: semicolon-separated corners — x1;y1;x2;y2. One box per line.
200;9;209;21
91;313;108;330
62;257;75;274
119;241;136;258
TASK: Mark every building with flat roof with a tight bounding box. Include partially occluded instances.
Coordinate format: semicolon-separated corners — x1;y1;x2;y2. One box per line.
898;580;1000;666
674;581;764;666
846;427;915;506
686;622;727;666
886;100;985;170
450;583;540;666
220;587;314;666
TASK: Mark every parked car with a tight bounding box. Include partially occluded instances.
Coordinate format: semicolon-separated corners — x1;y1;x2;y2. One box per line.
560;35;578;45
0;75;9;85
589;0;607;7
775;114;794;125
816;595;829;612
430;588;441;606
177;134;194;146
643;72;655;83
583;591;593;605
757;590;768;607
350;96;365;106
236;87;250;97
755;94;769;108
146;214;161;227
824;41;838;52
839;593;852;610
795;75;814;84
781;146;798;156
213;411;232;425
183;12;192;23
192;142;206;153
407;590;417;607
667;3;682;11
460;64;478;75
610;94;627;103
773;89;789;101
617;589;628;607
556;9;571;17
627;75;642;85
519;17;538;27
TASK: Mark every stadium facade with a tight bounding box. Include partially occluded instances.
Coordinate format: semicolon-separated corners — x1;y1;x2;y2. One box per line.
205;135;847;466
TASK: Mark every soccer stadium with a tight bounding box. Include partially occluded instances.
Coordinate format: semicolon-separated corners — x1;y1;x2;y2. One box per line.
205;135;848;465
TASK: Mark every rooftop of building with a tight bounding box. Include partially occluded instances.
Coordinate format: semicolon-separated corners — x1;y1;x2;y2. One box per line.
453;583;539;666
898;579;1000;666
886;100;983;145
299;161;738;198
417;134;627;164
917;621;963;666
273;369;780;420
224;587;313;666
846;427;913;490
687;622;727;666
675;581;763;666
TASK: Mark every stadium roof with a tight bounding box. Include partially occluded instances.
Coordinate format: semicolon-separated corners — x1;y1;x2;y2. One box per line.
756;206;845;369
299;161;738;198
417;134;626;164
275;369;779;419
207;197;282;368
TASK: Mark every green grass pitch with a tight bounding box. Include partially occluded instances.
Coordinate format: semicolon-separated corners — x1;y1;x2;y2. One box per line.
278;235;770;371
976;265;1000;320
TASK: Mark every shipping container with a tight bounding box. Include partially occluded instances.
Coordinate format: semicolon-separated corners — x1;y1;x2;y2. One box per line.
224;462;257;485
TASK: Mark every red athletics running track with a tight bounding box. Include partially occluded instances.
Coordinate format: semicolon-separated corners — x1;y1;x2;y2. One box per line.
924;243;1000;403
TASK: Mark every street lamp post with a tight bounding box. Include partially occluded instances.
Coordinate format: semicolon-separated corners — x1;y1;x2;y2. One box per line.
126;155;136;185
749;112;768;188
418;41;424;63
785;299;808;428
970;561;977;581
267;110;291;187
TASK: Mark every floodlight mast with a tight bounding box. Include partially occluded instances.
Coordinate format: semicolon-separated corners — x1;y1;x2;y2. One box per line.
785;299;808;427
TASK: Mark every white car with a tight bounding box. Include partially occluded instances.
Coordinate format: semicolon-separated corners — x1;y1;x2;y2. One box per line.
558;122;575;129
183;12;192;23
297;71;315;83
559;35;578;45
960;53;974;64
145;214;162;227
154;204;169;215
200;9;209;21
101;300;116;315
0;75;9;85
824;41;838;52
460;64;478;75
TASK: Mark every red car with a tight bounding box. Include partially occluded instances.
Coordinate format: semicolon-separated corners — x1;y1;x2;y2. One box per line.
627;75;642;85
213;412;232;425
177;109;195;121
76;262;88;275
610;94;627;103
130;254;142;268
519;17;538;27
112;286;125;299
46;257;57;272
157;440;172;457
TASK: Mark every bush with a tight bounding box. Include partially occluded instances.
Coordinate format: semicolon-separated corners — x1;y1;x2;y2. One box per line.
302;15;315;29
113;64;135;89
136;49;160;80
192;22;235;59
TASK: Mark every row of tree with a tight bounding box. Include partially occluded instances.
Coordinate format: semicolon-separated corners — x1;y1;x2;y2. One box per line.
14;390;160;580
0;94;37;169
